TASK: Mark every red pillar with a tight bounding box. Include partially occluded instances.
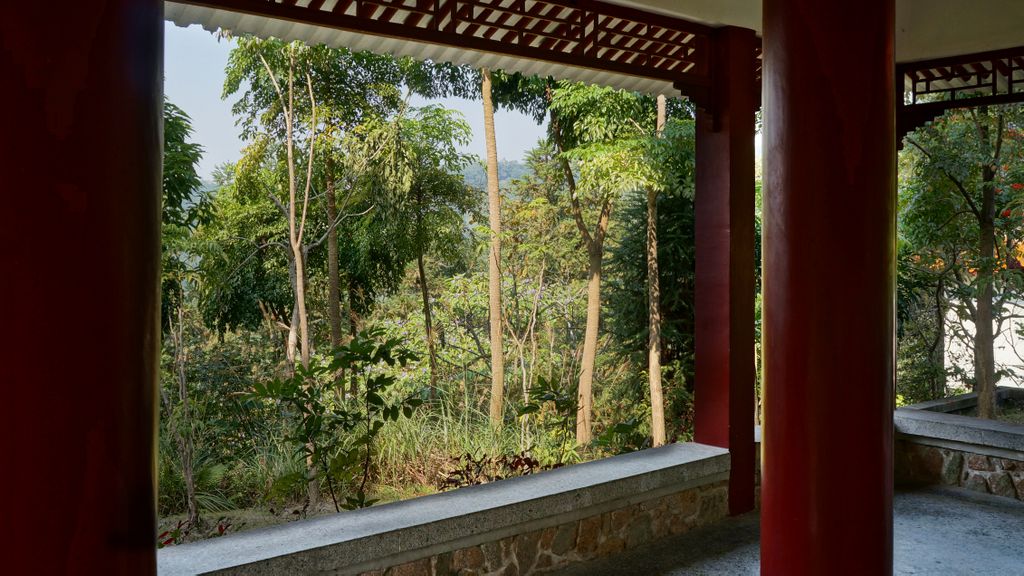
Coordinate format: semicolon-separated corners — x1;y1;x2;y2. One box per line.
1;2;163;573
694;26;758;517
760;1;895;575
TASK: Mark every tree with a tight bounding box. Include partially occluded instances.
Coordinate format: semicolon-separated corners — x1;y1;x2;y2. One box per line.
160;100;208;528
223;39;324;373
351;104;477;395
471;69;548;426
548;83;664;444
901;104;1024;418
647;95;668;446
481;68;506;425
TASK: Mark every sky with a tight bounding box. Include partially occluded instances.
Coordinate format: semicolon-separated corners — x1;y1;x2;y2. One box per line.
164;22;547;181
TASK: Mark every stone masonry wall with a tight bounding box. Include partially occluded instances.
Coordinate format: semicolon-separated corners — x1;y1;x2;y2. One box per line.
895;440;1024;501
357;480;729;576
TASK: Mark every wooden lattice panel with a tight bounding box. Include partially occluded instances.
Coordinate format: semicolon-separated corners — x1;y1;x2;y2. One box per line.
181;0;715;93
897;45;1024;141
900;46;1024;106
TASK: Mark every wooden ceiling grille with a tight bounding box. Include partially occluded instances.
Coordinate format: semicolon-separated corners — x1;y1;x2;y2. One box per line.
174;0;718;96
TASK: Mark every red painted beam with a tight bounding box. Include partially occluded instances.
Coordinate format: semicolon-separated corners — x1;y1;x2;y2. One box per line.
761;1;895;574
0;1;163;573
693;26;758;517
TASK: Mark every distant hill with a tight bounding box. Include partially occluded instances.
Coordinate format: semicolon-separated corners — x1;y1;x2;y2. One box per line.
463;159;532;190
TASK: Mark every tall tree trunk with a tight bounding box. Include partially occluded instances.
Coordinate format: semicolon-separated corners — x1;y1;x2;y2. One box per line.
294;246;318;506
482;68;506;426
325;164;345;403
169;303;199;528
326;163;343;351
418;251;439;397
281;52;316;506
932;279;947;399
577;246;603;445
286;257;299;370
291;248;311;369
347;278;362;398
975;165;997;419
549;105;611;446
647;95;667;446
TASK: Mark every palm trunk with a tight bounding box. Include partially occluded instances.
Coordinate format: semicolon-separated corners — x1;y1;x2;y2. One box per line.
418;251;439;397
647;95;667;446
482;68;506;426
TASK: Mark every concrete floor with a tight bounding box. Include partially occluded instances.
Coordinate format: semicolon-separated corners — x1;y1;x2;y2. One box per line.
553;487;1024;575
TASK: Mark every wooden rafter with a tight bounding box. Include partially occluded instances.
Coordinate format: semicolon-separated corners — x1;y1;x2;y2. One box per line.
175;0;721;97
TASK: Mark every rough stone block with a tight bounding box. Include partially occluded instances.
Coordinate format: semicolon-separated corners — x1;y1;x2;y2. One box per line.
493;561;519;576
941;452;963;486
964;472;990;493
916;445;945;479
452;547;484;571
479;540;504;571
434;553;454;576
386;558;432;576
576;517;601;558
610;506;634;529
989;473;1017;499
1012;473;1024;501
670;488;700;519
626;515;654;549
595;531;625;558
550;522;576;556
967;454;994;472
998;458;1021;472
697;486;728;523
516;530;542;574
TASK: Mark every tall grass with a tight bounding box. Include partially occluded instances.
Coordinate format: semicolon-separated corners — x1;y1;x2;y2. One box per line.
374;394;523;489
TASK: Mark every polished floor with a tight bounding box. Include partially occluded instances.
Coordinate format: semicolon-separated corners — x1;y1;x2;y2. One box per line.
553;487;1024;575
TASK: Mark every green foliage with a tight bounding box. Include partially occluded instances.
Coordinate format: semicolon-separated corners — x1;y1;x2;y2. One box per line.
517;376;578;466
194;164;294;333
250;329;423;510
162;100;209;229
898;105;1024;397
161;100;211;332
606;189;697;433
160;37;718;534
487;70;550;124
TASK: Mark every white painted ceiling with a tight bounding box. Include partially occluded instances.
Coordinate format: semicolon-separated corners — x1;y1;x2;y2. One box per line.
620;0;1024;62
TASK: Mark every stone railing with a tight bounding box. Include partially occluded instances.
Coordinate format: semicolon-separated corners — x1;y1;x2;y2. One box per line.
158;443;730;576
895;387;1024;501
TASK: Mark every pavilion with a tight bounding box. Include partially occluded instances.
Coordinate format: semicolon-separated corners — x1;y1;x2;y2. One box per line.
3;1;1023;574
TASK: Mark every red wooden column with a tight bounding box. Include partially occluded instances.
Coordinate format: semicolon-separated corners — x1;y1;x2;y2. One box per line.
693;26;758;517
760;1;895;575
1;2;163;573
